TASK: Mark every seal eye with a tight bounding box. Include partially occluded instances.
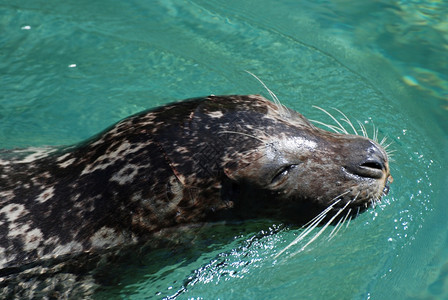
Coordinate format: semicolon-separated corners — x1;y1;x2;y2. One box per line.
271;164;297;184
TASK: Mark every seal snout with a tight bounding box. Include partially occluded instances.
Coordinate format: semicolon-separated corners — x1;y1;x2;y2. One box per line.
345;141;388;180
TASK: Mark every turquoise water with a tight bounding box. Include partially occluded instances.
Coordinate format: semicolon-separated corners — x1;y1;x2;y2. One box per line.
1;0;447;299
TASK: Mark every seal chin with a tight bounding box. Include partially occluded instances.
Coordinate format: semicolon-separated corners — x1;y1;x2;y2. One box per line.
346;172;392;214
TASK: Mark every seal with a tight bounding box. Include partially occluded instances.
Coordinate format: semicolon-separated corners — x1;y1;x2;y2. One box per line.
0;95;391;298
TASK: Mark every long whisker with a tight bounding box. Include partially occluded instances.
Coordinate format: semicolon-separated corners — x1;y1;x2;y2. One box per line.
327;215;345;240
328;192;359;240
373;123;379;143
288;199;353;258
311;106;392;165
312;106;348;134
312;106;393;163
345;215;352;228
273;214;325;259
383;142;394;151
332;108;358;136
309;120;345;134
273;199;341;260
274;191;352;259
328;207;352;240
300;191;350;229
357;120;368;138
383;142;395;155
385;149;396;155
245;71;289;118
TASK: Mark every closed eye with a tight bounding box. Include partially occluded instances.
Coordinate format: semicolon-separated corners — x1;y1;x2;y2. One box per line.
271;164;298;184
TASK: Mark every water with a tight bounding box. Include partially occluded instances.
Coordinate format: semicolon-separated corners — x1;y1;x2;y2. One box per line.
1;0;447;299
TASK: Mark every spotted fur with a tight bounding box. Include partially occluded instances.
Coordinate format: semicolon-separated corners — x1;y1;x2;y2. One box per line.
0;95;391;298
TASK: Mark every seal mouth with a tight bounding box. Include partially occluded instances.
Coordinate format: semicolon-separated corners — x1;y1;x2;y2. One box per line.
329;173;393;214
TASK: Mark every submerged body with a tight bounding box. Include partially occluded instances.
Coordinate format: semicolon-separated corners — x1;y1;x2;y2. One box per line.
0;95;391;297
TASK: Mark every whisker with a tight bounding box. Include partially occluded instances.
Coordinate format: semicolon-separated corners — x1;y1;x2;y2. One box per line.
311;107;392;166
301;191;350;229
273;197;346;260
357;120;368;138
328;207;352;240
386;153;395;160
328;216;344;239
302;200;340;229
385;151;395;160
374;129;396;161
345;215;352;229
274;191;352;259
273;211;326;259
312;106;348;134
386;149;396;155
309;120;345;134
289;200;353;258
374;197;383;209
372;123;379;143
328;215;345;241
383;142;395;155
332;108;358;136
245;71;289;118
384;145;395;152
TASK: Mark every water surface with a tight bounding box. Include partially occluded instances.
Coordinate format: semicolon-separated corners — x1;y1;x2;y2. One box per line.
1;0;447;299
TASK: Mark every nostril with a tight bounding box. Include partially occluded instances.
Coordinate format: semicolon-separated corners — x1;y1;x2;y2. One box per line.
345;158;386;180
349;159;385;179
360;160;384;171
343;140;388;180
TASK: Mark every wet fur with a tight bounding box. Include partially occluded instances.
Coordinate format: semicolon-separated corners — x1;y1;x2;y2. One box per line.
0;95;391;297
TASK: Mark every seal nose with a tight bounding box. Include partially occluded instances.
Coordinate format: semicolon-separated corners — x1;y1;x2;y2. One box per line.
345;140;387;179
357;159;385;179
